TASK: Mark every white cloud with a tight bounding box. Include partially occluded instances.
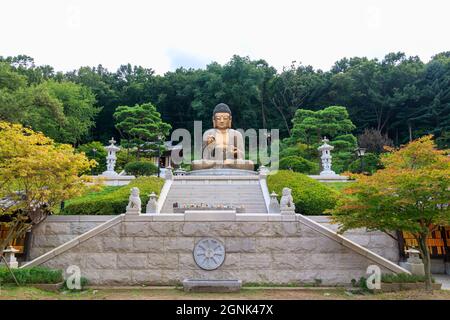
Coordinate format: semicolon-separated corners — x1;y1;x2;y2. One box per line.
0;0;449;74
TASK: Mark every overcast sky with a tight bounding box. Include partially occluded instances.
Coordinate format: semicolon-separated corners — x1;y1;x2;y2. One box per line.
1;0;449;74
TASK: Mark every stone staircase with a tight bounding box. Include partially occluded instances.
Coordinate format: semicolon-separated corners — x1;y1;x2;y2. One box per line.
160;176;268;213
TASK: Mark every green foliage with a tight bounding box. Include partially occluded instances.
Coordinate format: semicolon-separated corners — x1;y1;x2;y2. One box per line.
381;273;434;283
62;176;165;215
278;156;319;174
62;276;89;291
124;160;158;176
0;62;100;145
331;136;450;290
3;52;450;148
326;182;353;193
77;141;107;175
267;170;338;215
114;102;171;159
348;152;382;174
279;143;316;159
290;106;356;145
0;267;63;284
286;106;357;173
35;80;100;144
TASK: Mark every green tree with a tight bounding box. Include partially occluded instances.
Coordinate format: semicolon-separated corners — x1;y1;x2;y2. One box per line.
287;106;357;172
0;121;95;257
113;102;171;159
0;63;100;145
30;80;100;145
77;141;107;175
331;136;450;291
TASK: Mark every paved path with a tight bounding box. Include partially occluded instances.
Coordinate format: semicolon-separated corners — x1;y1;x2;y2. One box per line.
434;274;450;290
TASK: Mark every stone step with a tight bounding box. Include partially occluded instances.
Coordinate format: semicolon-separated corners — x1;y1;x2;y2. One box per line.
160;177;268;213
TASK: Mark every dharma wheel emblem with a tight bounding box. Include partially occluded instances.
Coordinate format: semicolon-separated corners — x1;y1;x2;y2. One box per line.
193;238;225;270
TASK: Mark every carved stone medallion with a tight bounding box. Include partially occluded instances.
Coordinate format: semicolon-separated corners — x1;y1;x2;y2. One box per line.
193;238;225;270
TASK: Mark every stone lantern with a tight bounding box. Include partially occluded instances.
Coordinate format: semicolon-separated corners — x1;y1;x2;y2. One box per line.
102;137;120;176
317;137;336;176
3;246;19;268
405;248;425;276
146;192;158;214
268;191;280;213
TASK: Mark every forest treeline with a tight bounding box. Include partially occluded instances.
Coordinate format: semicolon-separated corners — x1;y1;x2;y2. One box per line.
0;52;449;148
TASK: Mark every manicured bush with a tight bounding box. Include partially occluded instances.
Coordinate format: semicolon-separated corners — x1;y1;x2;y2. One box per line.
0;267;63;284
62;276;89;291
61;176;165;215
124;160;158;176
267;170;339;215
279;156;319;174
381;273;434;283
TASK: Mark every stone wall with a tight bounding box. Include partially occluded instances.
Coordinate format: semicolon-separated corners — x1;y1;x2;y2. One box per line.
29;215;400;263
29;216;115;260
26;214;405;286
308;216;400;263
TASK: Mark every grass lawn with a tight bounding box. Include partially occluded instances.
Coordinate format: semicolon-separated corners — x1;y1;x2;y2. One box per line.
323;181;354;193
1;285;450;300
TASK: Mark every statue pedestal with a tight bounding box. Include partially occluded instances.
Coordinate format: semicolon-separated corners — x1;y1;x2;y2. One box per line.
191;159;254;171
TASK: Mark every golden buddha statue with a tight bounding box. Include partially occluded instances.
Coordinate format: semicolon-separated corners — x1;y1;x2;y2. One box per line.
191;103;254;171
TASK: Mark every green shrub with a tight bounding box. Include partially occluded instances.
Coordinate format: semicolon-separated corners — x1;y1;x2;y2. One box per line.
0;267;63;284
62;176;165;215
279;156;319;174
267;170;339;215
348;152;383;174
124;160;158;176
381;273;434;283
62;276;89;291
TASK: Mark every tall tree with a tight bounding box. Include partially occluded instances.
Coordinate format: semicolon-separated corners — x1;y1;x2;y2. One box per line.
0;121;95;257
332;136;450;291
114;102;171;159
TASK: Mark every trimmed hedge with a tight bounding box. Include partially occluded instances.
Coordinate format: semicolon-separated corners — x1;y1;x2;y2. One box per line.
279;156;319;174
381;273;435;283
62;176;165;215
267;170;339;215
0;267;63;284
124;160;158;176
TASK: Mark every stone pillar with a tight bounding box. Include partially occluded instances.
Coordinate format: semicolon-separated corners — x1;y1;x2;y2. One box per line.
165;166;173;180
102;137;121;176
258;165;270;177
268;191;280;213
318;137;336;176
405;249;425;276
146;192;158;214
3;246;19;269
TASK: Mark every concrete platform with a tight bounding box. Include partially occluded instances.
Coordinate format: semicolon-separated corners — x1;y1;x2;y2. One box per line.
183;279;242;292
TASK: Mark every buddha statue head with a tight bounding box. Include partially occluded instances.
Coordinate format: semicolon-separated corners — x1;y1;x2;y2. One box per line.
213;103;232;130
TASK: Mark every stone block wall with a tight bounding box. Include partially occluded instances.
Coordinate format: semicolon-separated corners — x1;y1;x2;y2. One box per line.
29;216;115;260
308;216;400;263
29;215;400;264
33;215;402;286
